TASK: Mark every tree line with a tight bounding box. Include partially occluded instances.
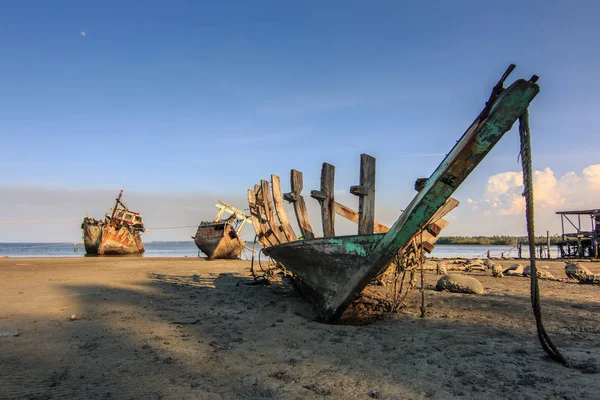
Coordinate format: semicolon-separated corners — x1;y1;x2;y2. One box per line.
436;235;561;246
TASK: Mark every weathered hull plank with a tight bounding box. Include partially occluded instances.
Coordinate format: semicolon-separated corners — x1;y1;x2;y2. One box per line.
271;175;298;242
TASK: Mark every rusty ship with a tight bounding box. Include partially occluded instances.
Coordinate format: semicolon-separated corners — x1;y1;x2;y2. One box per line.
82;190;146;255
193;201;252;260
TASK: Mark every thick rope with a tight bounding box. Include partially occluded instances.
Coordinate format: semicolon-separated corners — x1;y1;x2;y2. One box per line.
519;110;569;366
419;231;426;318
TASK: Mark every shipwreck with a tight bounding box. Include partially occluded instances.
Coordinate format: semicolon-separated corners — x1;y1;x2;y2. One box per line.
247;65;540;321
82;190;145;255
193;201;252;260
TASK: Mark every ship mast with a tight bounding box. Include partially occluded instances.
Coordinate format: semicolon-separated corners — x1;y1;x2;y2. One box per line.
110;190;124;220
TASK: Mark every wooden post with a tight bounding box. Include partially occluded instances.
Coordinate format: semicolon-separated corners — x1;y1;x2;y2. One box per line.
283;170;315;239
487;249;491;259
271;175;298;242
350;154;376;235
546;230;551;259
518;243;522;258
311;163;336;237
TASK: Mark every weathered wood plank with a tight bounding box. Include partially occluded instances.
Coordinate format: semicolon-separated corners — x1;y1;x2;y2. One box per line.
283;169;315;239
334;202;389;233
261;179;288;244
350;154;376;235
429;197;460;223
271;175;298;242
247;188;271;248
254;184;280;245
311;163;335;237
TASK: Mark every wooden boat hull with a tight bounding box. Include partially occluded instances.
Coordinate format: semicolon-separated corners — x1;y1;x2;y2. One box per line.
193;222;245;260
263;235;383;314
82;219;145;255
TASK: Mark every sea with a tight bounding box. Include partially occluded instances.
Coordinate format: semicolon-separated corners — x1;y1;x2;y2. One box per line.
0;242;559;259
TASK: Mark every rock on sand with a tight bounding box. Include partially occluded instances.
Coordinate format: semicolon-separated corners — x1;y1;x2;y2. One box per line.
436;274;484;294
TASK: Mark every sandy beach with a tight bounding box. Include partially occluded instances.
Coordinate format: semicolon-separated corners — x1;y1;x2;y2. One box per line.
1;257;599;399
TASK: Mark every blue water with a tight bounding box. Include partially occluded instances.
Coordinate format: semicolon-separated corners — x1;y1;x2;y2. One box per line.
0;242;557;259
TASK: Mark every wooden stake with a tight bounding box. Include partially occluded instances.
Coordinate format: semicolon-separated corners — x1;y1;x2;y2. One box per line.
311;163;335;237
283;170;315;239
350;154;376;235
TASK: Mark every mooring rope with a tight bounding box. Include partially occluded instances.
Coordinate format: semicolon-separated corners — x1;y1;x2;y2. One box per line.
519;110;569;366
0;217;82;225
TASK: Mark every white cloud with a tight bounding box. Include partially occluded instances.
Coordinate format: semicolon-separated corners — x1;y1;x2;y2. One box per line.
475;164;600;217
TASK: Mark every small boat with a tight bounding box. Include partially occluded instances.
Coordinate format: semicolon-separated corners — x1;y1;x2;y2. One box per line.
82;190;145;255
248;65;540;321
193;201;252;260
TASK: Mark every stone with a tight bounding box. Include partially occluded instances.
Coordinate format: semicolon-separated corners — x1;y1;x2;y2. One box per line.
565;262;592;281
436;274;484;294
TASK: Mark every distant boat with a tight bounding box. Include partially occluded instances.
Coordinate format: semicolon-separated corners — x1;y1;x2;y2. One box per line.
193;201;252;260
82;190;145;255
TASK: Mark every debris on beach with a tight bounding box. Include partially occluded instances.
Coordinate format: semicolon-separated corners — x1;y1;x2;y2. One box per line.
81;190;145;255
0;330;19;337
192;201;252;260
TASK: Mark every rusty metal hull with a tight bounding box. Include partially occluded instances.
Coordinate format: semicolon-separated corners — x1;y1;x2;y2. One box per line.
82;220;145;255
264;78;540;321
193;222;245;260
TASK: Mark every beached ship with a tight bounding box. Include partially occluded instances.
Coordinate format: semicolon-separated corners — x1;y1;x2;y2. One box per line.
193;201;252;259
82;190;145;255
247;65;540;321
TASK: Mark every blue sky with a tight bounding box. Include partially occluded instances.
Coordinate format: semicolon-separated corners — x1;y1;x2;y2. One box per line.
1;1;599;241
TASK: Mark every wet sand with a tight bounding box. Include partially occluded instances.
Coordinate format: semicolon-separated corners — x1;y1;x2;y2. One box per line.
1;257;599;399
